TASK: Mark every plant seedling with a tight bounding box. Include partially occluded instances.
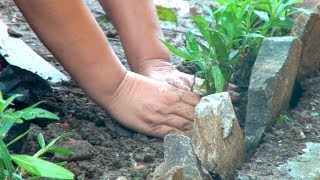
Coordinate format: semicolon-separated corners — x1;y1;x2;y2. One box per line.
0;91;75;180
162;0;311;95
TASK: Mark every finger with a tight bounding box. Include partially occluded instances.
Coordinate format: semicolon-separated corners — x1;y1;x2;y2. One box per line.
163;114;193;130
180;90;200;106
150;125;186;138
165;102;195;121
228;83;238;92
228;90;241;102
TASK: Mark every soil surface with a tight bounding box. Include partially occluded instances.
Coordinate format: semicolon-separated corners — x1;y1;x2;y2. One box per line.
0;1;319;180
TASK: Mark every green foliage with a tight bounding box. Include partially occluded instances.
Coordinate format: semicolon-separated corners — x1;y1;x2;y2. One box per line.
0;91;74;179
156;6;178;23
162;0;310;95
277;114;291;123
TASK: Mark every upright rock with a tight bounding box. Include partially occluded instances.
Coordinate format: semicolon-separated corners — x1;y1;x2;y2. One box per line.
192;92;245;179
291;12;320;80
149;134;212;180
245;37;302;154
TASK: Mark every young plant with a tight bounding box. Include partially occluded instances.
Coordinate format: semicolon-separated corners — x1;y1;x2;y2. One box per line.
162;0;309;95
0;91;75;180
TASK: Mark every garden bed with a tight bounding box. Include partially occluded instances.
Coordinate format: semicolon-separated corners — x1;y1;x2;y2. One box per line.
1;0;320;179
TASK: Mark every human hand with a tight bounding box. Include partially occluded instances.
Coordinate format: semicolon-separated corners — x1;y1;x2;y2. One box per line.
135;59;240;102
104;71;200;138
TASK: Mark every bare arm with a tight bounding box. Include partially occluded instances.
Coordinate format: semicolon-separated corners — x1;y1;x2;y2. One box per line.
98;0;171;72
14;0;200;137
14;0;126;105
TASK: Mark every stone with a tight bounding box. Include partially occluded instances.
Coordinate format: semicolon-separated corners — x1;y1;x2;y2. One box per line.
149;134;212;180
245;37;302;154
296;0;319;10
291;12;320;80
192;92;245;179
279;142;320;179
54;139;95;161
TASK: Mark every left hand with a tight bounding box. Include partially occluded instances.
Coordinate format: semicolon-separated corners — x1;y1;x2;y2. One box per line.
135;59;240;102
135;59;203;92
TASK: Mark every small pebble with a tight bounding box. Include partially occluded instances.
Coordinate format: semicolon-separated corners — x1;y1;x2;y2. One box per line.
7;27;23;38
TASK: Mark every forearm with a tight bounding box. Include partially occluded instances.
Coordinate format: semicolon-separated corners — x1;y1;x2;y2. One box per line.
14;0;126;104
99;0;170;72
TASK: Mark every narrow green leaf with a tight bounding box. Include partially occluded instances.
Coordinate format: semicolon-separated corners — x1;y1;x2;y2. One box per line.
185;31;200;58
156;6;178;23
47;132;73;149
191;15;212;45
20;101;44;112
49;146;75;156
228;49;240;61
254;10;270;22
160;40;193;60
0;160;5;180
56;161;68;167
1;94;22;113
19;108;59;121
210;30;228;62
211;66;225;93
2;170;23;180
0;115;17;138
11;155;74;179
38;133;46;149
6;128;33;147
0;140;14;179
242;33;265;38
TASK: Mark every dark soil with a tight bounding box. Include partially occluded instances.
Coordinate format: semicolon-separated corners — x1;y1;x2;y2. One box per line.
1;1;319;180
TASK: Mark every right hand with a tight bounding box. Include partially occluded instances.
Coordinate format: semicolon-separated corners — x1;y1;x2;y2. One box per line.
104;71;200;138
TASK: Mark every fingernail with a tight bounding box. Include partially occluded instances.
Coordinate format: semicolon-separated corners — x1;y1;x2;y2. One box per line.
184;122;194;131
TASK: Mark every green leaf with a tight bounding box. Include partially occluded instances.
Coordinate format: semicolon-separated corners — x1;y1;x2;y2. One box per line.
254;10;270;22
49;146;75;156
47;132;73;149
6;128;33;147
0;115;18;138
160;40;193;60
211;66;225;93
185;31;200;58
191;16;212;45
228;49;240;61
19;108;59;121
21;101;44;112
1;94;22;113
0;161;4;180
38;133;46;149
156;6;178;23
2;171;23;180
210;30;228;62
11;155;74;179
56;161;68;167
242;33;265;38
0;140;14;179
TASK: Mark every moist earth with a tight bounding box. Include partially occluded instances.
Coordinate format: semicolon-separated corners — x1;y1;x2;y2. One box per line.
0;1;319;179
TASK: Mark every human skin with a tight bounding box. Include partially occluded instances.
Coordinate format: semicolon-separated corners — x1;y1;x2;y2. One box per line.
13;0;200;137
99;0;240;100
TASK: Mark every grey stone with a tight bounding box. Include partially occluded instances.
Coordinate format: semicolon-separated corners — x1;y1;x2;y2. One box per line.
149;134;212;180
279;142;320;179
54;139;95;161
192;92;245;179
291;12;320;80
245;37;302;154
